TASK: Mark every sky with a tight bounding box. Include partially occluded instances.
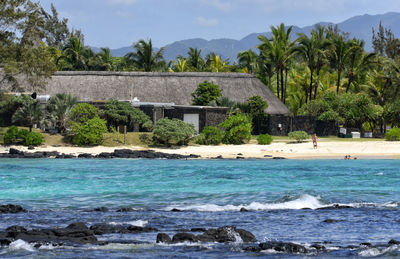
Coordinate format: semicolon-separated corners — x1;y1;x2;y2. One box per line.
38;0;400;49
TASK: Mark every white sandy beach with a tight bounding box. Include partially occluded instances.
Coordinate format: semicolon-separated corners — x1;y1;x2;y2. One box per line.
1;140;400;159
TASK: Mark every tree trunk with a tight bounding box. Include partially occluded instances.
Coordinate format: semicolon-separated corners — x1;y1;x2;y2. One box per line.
346;76;353;93
336;69;342;94
280;69;284;103
314;69;320;100
276;70;280;99
309;69;314;102
283;68;288;104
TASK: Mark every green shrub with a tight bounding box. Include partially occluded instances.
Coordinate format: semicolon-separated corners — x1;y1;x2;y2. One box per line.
23;132;44;146
191;81;222;105
139;133;153;145
152;118;196;146
3;126;44;146
385;128;400;141
219;114;252;144
196;126;224;145
288;131;309;143
70;103;99;124
3;126;19;145
71;117;108;146
257;134;273;145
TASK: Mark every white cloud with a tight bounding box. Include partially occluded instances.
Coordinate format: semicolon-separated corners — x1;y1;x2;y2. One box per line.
107;0;138;5
194;16;219;26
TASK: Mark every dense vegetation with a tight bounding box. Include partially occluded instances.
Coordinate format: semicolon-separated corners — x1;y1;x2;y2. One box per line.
2;0;400;142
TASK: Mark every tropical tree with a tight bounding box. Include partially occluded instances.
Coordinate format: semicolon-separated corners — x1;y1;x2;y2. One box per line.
169;58;188;72
237;49;258;74
187;47;205;71
258;23;296;103
12;101;44;132
96;47;114;71
125;39;165;72
205;53;230;72
58;37;88;70
47;93;77;133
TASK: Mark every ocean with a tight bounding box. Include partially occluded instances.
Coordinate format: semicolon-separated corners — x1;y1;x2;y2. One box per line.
0;158;399;258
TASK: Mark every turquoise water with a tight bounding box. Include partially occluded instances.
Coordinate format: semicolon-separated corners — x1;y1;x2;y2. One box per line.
1;159;400;257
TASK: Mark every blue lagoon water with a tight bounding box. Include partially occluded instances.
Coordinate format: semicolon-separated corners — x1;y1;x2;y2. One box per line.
0;158;400;258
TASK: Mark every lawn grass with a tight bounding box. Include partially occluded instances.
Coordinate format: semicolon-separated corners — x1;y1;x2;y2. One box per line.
254;135;385;143
102;132;151;147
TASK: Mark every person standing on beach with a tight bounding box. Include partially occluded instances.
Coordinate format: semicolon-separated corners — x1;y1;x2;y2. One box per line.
312;133;318;149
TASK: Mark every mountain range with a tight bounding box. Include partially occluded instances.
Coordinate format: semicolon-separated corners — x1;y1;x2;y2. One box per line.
92;12;400;62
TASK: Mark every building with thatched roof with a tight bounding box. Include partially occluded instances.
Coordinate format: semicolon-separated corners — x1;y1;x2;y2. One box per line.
36;71;290;116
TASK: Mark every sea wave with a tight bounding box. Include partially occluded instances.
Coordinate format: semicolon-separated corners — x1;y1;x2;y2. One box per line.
8;239;35;252
164;194;399;212
109;220;148;227
358;245;400;257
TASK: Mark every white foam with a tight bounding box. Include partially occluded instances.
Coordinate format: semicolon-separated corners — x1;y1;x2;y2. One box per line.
109;220;148;227
164;194;400;212
165;194;325;211
9;239;35;252
226;227;243;243
359;245;399;257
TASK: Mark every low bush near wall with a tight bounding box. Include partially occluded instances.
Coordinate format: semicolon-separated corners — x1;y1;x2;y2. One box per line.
257;134;273;145
152;118;196;146
3;126;44;146
288;131;309;143
385;128;400;141
219;114;252;145
71;117;108;146
196;126;224;145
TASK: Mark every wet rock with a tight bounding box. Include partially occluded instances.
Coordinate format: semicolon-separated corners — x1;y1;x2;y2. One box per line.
389;239;400;245
323;219;343;223
93;207;109;212
236;156;244;159
28;145;35;150
214;155;223;159
78;153;94;158
116;207;134;212
0;223;97;244
360;242;372;247
273;157;286;160
346;245;359;249
197;226;256;243
259;241;308;253
97;152;113;158
66;222;89;230
240;207;248;212
0;238;11;246
172;233;197;243
317;204;353;210
9;148;23;155
0;204;27;213
89;223;157;235
310;243;326;250
264;155;272;158
237;153;243;156
171;208;182;212
243;245;263;252
156;233;172;243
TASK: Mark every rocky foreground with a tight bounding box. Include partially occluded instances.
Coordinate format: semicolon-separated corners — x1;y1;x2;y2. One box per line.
1;204;400;255
0;148;199;159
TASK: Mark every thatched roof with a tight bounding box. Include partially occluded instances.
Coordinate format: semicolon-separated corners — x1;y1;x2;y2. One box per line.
35;71;289;115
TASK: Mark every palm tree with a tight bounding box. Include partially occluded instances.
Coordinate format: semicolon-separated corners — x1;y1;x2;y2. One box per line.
169;58;188;72
12;101;43;132
329;35;354;93
58;37;88;70
96;48;114;71
344;40;376;93
237;49;258;74
187;48;205;71
47;93;78;133
258;23;296;103
205;53;229;72
125;39;165;72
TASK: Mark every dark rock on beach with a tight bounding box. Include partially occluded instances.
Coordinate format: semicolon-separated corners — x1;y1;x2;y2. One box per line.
156;233;172;243
93;207;109;212
197;226;256;243
172;233;197;243
116;207;134;212
0;222;97;245
190;228;206;232
89;223;157;235
389;239;400;245
258;241;308;253
273;157;286;159
317;204;353;210
0;204;27;214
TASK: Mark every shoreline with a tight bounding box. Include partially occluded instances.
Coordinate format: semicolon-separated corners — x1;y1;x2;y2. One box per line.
1;140;400;159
